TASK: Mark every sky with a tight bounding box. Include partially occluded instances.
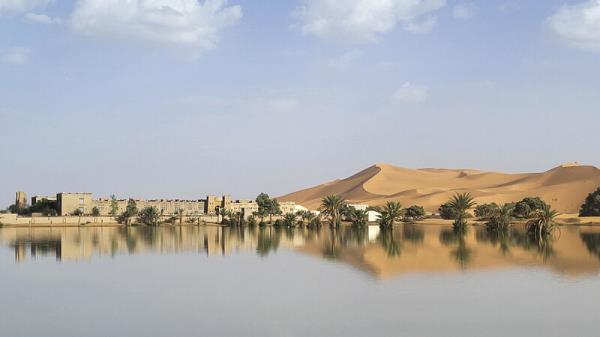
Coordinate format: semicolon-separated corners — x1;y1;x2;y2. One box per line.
1;0;600;206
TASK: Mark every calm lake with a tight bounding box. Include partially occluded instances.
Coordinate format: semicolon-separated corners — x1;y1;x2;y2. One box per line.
1;224;599;337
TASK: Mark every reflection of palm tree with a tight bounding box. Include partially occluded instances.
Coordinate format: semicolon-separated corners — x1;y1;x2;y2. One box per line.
346;226;369;246
580;233;600;260
477;228;513;256
322;227;341;260
256;227;280;257
402;223;425;243
118;227;137;254
377;229;401;257
451;237;472;269
439;228;472;269
511;228;556;262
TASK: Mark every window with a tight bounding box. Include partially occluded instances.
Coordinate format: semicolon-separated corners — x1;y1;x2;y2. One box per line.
79;198;85;204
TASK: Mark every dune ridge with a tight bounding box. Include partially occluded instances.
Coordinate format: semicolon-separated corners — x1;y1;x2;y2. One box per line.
278;163;600;213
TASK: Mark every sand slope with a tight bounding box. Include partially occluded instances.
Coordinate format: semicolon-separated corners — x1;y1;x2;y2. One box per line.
278;163;600;213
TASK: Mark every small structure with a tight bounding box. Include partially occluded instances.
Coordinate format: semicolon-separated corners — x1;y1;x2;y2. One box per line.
367;210;381;223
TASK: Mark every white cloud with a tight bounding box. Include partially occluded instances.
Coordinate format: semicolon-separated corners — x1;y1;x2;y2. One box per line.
326;49;361;68
24;12;60;24
0;0;51;13
293;0;446;42
71;0;242;50
392;82;429;103
267;99;298;114
1;46;30;65
548;0;600;51
453;2;475;19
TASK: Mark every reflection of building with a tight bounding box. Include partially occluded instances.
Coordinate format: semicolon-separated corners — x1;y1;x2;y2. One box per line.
3;225;600;279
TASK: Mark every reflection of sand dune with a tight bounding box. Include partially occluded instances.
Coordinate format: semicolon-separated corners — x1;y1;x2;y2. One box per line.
278;163;600;213
296;225;600;279
2;225;600;279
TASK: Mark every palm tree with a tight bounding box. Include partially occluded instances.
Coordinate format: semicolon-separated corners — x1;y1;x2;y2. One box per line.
376;201;403;228
220;209;233;225
308;214;322;229
137;206;160;227
320;195;346;228
297;210;314;228
486;203;515;232
348;208;368;228
527;204;559;238
447;193;476;228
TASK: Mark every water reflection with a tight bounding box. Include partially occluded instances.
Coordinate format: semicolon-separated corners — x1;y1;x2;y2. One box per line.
1;224;600;278
580;232;600;259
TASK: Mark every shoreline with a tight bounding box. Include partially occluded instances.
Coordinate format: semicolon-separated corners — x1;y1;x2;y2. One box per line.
2;216;600;228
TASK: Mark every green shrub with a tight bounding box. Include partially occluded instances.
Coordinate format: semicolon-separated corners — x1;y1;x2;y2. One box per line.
247;215;257;227
513;197;547;218
475;203;499;220
439;203;458;220
404;205;426;220
580;187;600;216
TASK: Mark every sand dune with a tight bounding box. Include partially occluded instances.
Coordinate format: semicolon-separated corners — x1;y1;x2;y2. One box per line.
278;163;600;213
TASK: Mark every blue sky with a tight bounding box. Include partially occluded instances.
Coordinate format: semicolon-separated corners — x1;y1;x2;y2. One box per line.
1;0;600;206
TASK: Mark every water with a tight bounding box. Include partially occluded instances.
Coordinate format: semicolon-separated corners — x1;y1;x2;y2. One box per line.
1;224;599;337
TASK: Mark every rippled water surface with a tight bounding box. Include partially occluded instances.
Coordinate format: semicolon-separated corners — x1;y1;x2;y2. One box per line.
1;224;599;337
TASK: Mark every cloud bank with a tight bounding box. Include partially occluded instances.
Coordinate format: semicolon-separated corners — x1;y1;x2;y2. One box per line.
293;0;446;42
549;0;600;51
71;0;242;50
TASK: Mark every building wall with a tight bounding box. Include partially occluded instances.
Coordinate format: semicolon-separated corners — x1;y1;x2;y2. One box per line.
205;195;221;215
279;201;297;215
205;195;233;215
92;199;206;216
230;200;259;219
57;193;93;216
20;191;227;217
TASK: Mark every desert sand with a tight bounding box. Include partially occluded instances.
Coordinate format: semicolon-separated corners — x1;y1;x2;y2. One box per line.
278;163;600;214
